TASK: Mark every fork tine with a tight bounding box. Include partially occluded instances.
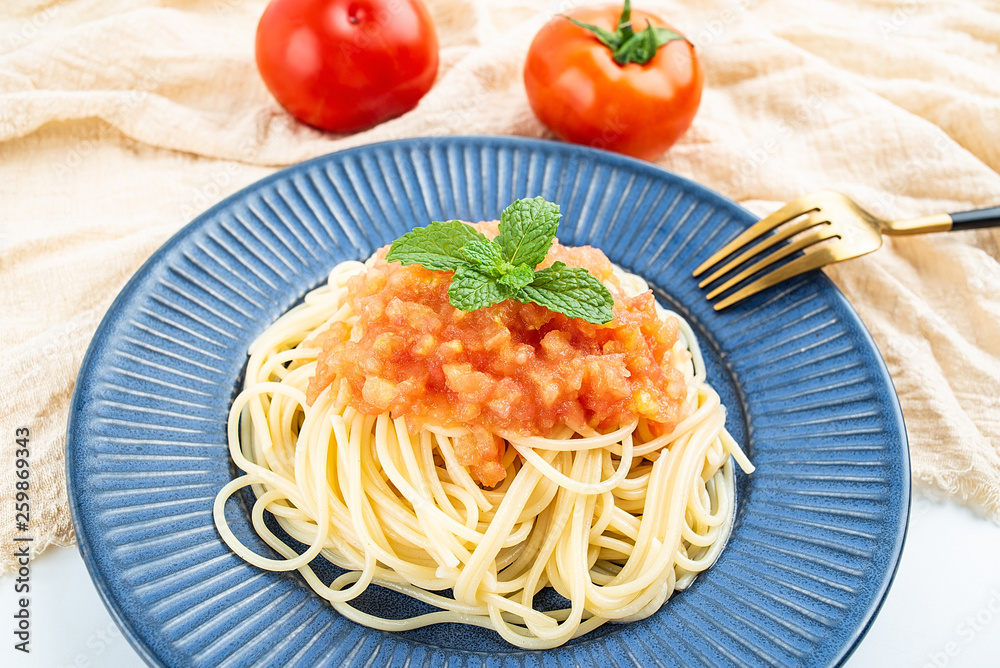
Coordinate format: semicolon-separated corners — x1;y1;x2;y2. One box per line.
704;227;837;299
692;198;819;277
697;214;825;288
711;245;840;311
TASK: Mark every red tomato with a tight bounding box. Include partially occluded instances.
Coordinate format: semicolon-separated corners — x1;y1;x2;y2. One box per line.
523;5;703;161
256;0;439;133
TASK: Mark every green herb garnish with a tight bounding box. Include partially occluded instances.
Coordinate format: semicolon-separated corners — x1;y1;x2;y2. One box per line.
386;197;614;324
562;0;687;67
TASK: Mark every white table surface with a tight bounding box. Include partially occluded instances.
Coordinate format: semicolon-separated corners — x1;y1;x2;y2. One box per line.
3;486;998;667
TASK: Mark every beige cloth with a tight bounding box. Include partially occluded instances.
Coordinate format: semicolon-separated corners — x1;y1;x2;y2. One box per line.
2;0;999;572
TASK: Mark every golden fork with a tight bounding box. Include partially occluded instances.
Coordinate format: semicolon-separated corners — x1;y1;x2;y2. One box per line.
693;191;1000;310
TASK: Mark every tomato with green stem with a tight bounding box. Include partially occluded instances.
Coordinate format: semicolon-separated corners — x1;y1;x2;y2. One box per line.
523;1;703;161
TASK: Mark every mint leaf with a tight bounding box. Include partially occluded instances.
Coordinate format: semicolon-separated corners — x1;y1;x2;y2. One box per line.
515;262;614;324
462;239;505;277
448;265;513;312
498;263;535;291
495;197;560;269
386;221;489;272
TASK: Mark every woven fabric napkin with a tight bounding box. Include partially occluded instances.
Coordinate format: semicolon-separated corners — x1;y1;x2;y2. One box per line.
1;0;998;572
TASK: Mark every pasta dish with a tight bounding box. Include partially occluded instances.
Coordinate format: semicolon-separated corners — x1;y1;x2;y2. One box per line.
212;207;752;649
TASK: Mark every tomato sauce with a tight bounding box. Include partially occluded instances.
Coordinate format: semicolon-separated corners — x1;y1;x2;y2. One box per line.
307;225;687;487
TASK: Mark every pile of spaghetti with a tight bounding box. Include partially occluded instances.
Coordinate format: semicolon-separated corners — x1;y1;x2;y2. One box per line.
213;223;753;649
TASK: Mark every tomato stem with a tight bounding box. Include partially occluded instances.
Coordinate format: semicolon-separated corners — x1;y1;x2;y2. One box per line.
617;0;634;40
561;0;688;67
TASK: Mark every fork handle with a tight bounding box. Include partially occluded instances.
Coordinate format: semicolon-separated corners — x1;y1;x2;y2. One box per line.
949;207;1000;231
889;207;1000;234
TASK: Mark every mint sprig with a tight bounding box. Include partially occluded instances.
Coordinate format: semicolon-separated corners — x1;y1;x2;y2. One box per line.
386;197;614;324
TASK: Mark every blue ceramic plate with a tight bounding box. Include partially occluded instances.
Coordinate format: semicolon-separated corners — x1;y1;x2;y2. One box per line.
67;136;908;668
